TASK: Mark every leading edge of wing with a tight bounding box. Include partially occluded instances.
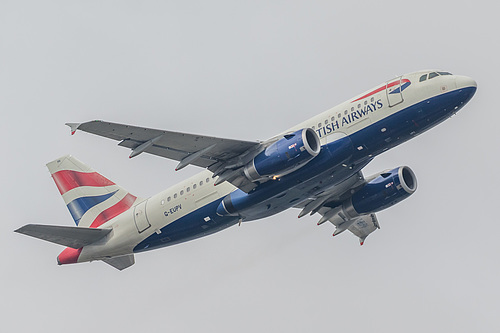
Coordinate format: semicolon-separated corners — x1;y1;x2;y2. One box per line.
67;120;260;168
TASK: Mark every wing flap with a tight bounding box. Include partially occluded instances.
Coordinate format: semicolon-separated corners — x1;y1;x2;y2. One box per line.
15;224;112;248
118;139;217;168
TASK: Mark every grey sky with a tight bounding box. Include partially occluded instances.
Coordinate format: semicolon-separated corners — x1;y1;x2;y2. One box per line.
1;1;498;332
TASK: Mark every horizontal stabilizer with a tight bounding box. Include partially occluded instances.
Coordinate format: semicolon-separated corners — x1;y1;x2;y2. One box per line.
15;224;112;249
103;254;135;270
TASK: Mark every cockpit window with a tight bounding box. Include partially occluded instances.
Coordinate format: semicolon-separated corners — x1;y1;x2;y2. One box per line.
420;71;452;83
429;72;439;79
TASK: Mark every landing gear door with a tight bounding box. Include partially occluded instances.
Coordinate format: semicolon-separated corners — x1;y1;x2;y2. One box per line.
386;76;404;107
134;200;151;233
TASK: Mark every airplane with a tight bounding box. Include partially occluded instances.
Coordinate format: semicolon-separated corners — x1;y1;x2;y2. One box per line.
15;70;477;270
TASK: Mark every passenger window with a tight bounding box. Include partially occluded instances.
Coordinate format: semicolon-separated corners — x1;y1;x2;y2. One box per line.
174;193;177;199
351;107;354;111
206;178;210;183
186;187;190;192
167;196;171;202
312;126;315;130
371;97;374;102
331;116;335;121
324;119;328;124
338;113;341;118
317;123;322;128
193;184;197;190
180;190;184;195
200;181;203;186
344;110;348;115
429;72;438;79
419;74;427;82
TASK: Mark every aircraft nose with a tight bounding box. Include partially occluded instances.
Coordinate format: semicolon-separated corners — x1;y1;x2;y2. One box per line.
455;75;477;90
451;75;477;110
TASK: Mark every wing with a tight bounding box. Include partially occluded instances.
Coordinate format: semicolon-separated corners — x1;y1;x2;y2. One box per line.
68;120;262;192
295;170;380;245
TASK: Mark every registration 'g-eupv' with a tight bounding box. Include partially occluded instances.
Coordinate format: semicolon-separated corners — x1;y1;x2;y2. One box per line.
16;70;477;270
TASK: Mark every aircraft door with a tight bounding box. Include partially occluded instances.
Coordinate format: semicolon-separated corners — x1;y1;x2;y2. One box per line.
386;76;404;107
133;200;151;233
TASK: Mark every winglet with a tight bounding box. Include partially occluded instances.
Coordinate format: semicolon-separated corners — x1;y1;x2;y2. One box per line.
65;123;81;135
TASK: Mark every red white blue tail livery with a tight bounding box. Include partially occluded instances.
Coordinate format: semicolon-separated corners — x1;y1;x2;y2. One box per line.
48;155;138;228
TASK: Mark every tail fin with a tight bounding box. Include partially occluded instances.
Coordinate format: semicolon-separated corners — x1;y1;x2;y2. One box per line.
47;155;138;228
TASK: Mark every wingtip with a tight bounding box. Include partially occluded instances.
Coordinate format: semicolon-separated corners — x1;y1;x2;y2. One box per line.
14;224;32;234
65;123;81;136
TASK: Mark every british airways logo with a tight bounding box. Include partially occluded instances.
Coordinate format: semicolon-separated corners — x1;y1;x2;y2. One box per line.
316;99;383;138
388;80;411;95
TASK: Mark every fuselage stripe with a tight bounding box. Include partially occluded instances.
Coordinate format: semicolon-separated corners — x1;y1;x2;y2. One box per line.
351;79;411;103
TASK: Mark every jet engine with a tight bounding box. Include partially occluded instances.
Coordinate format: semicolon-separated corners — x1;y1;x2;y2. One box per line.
244;128;321;182
349;166;417;215
318;166;417;227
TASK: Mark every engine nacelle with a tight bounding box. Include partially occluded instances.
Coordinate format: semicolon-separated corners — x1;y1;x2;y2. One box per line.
244;128;321;182
322;166;417;226
348;166;417;216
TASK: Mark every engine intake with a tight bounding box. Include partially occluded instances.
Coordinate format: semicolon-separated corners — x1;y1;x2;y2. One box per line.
244;128;320;182
347;166;417;216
